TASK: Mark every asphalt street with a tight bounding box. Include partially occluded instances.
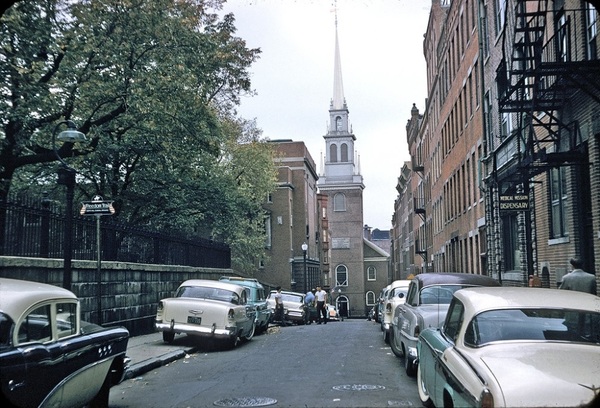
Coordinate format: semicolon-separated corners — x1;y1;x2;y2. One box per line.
111;319;420;407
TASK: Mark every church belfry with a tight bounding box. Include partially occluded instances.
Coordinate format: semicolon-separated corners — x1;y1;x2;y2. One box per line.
318;10;365;318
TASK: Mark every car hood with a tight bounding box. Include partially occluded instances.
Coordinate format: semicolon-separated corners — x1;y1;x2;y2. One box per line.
477;343;600;407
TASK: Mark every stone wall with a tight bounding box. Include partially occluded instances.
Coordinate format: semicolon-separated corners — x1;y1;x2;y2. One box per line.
0;256;237;336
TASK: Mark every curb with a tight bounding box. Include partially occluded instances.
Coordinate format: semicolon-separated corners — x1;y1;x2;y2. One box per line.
123;348;198;380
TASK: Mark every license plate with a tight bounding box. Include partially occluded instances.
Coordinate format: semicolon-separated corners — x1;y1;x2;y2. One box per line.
187;316;202;325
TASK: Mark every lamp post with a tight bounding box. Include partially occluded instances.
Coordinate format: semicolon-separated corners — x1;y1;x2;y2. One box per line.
52;120;86;291
302;242;308;293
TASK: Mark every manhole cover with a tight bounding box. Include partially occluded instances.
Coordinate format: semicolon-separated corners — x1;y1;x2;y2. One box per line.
213;397;277;407
332;384;386;391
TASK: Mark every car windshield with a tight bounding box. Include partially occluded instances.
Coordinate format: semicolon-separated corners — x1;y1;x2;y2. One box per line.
419;285;469;304
176;286;240;304
465;308;600;346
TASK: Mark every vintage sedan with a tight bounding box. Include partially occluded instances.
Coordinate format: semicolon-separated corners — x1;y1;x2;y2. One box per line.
417;287;600;408
156;279;257;348
0;278;129;408
266;290;306;324
381;279;410;343
219;276;271;334
390;273;499;376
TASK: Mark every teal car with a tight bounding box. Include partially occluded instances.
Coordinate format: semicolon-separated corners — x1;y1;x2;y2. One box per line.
219;277;271;333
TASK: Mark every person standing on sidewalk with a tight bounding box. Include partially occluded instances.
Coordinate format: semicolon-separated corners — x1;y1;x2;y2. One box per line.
315;285;328;324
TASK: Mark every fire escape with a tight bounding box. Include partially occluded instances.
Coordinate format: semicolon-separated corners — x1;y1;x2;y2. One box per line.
493;0;600;278
495;0;600;184
412;157;427;262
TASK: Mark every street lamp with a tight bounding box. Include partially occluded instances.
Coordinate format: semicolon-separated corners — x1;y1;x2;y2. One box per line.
53;120;86;291
302;242;308;293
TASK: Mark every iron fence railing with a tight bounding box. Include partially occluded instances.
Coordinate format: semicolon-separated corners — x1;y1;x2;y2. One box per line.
0;194;230;269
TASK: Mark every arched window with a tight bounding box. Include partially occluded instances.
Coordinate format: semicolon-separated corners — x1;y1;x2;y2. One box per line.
329;144;338;162
336;265;348;286
365;291;376;306
340;143;349;162
336;116;343;131
367;266;376;281
333;193;346;212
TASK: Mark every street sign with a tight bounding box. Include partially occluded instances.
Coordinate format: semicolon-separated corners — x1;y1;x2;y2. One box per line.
80;197;115;216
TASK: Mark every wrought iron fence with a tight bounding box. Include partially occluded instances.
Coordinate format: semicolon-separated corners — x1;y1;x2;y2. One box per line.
0;194;230;268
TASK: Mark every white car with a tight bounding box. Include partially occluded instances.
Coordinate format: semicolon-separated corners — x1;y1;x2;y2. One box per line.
266;290;306;324
417;287;600;408
156;279;257;348
381;279;410;343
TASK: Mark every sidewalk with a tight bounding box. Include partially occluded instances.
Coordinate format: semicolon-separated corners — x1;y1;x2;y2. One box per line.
122;331;199;380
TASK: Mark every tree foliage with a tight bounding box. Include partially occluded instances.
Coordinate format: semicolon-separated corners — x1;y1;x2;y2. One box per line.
1;0;276;273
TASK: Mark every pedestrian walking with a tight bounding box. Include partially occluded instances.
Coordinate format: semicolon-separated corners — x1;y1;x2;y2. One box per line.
559;258;597;295
304;289;315;324
315;285;328;324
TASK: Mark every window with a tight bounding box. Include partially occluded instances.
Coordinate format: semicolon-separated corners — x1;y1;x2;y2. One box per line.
586;4;597;60
340;143;349;162
366;291;376;306
556;9;569;62
18;305;52;344
549;167;569;238
336;265;348;286
367;266;376;281
333;193;346;212
442;300;464;342
329;144;338;162
494;0;506;36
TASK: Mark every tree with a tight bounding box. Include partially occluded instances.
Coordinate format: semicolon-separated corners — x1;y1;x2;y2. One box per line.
1;0;275;272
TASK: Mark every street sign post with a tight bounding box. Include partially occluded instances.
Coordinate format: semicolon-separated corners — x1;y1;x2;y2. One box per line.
80;196;115;325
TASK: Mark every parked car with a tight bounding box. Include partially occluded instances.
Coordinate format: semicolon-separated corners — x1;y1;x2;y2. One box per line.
390;272;500;376
0;278;129;408
375;284;391;324
326;304;340;321
156;279;257;348
417;287;600;408
381;279;410;343
266;290;306;324
219;276;271;334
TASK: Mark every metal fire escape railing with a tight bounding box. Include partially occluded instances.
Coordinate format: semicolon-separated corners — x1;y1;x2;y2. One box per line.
495;0;600;184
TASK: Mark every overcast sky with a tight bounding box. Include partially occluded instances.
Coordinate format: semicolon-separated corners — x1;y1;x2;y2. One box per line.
221;0;430;230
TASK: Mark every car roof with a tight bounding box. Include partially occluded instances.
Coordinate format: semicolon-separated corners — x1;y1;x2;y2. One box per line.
179;279;245;293
0;278;78;320
412;272;500;287
219;276;263;288
389;279;411;289
455;287;600;313
268;290;304;296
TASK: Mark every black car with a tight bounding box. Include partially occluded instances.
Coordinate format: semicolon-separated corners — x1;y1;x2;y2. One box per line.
0;278;129;408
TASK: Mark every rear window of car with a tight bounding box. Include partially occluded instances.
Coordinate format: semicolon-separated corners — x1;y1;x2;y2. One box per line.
176;286;240;304
419;285;474;305
465;308;600;347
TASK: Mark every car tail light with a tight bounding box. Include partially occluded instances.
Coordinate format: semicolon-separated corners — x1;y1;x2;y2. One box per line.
228;309;235;320
479;388;493;408
386;303;392;313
